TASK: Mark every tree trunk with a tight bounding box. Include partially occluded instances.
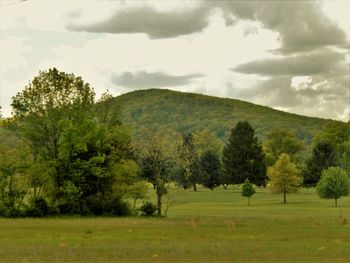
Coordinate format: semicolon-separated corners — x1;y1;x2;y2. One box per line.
283;191;287;204
335;198;338;207
157;193;162;216
193;182;197;192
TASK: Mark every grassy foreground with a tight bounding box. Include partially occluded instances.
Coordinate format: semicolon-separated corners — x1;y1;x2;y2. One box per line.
0;187;349;262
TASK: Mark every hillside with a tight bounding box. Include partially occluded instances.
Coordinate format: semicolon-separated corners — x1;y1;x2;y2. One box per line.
115;89;335;145
1;89;336;148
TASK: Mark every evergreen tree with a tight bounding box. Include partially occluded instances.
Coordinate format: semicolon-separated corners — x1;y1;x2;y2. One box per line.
223;121;266;186
200;150;222;190
303;142;338;187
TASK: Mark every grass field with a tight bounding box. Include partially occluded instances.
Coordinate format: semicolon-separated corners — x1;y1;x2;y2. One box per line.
0;187;349;262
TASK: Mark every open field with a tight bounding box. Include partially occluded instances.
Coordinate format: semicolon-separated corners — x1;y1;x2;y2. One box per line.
0;187;349;262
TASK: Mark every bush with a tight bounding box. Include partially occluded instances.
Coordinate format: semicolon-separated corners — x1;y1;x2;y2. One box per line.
86;195;131;216
26;198;50;217
140;202;157;216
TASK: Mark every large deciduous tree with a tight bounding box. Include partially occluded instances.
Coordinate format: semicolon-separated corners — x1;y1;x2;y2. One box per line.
7;68;135;215
223;121;266;186
264;128;304;165
268;154;302;204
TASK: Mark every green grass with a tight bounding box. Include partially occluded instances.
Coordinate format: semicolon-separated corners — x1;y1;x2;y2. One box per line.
1;187;350;262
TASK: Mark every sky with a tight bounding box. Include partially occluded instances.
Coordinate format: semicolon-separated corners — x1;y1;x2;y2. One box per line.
0;0;349;121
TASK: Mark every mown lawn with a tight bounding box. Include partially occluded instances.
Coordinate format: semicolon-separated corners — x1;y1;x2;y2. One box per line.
0;187;349;262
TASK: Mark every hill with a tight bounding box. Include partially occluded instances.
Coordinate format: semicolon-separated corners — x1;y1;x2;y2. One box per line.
115;89;335;145
1;89;336;148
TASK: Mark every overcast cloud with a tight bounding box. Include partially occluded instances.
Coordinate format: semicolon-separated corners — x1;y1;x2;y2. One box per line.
0;0;349;121
111;71;203;89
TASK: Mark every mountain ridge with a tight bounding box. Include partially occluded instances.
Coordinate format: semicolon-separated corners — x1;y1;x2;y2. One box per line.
114;89;336;144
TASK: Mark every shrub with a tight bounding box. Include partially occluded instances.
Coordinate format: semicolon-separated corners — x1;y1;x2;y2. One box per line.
140;202;157;216
26;198;50;217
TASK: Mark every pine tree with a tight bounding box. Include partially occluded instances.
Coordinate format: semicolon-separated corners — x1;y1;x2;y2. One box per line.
200;150;222;190
223;121;266;186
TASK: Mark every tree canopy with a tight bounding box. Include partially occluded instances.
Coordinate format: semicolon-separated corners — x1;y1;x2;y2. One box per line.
316;167;350;207
268;154;302;203
4;68;135;216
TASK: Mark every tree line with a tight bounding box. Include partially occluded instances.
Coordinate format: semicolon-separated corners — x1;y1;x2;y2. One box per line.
0;68;349;217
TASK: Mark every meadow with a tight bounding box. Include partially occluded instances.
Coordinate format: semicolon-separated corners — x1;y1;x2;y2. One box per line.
0;187;349;262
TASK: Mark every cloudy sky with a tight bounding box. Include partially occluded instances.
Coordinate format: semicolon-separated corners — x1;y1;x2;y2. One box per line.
1;0;349;121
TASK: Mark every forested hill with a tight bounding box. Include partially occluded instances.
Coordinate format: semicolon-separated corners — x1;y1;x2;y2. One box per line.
114;89;335;144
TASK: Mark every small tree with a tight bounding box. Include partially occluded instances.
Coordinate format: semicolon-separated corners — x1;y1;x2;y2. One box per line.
241;179;255;206
177;133;202;191
268;154;302;203
137;134;173;216
316;167;350;207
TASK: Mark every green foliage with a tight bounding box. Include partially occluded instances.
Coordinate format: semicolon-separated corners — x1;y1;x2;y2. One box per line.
25;197;50;217
128;181;149;211
116;89;333;147
223;121;267;186
4;68;136;216
316;167;350;207
139;201;157;216
0;145;30;211
268;154;302;203
137;134;173;216
303;142;339;187
264;128;304;165
313;122;350;174
177;133;202;191
193;130;224;157
241;179;256;206
200;150;222;190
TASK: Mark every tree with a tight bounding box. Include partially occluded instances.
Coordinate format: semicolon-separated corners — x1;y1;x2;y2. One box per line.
268;154;302;204
316;167;350;207
264;128;304;165
138;134;173;216
241;179;255;206
200;150;222;190
313;122;350;175
303;142;338;187
177;133;202;191
223;121;266;186
193;130;224;158
6;69;135;215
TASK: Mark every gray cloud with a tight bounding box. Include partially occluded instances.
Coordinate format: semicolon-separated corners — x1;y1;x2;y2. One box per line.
111;71;203;89
67;5;211;39
234;49;345;76
220;1;348;53
67;1;348;52
231;73;350;120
